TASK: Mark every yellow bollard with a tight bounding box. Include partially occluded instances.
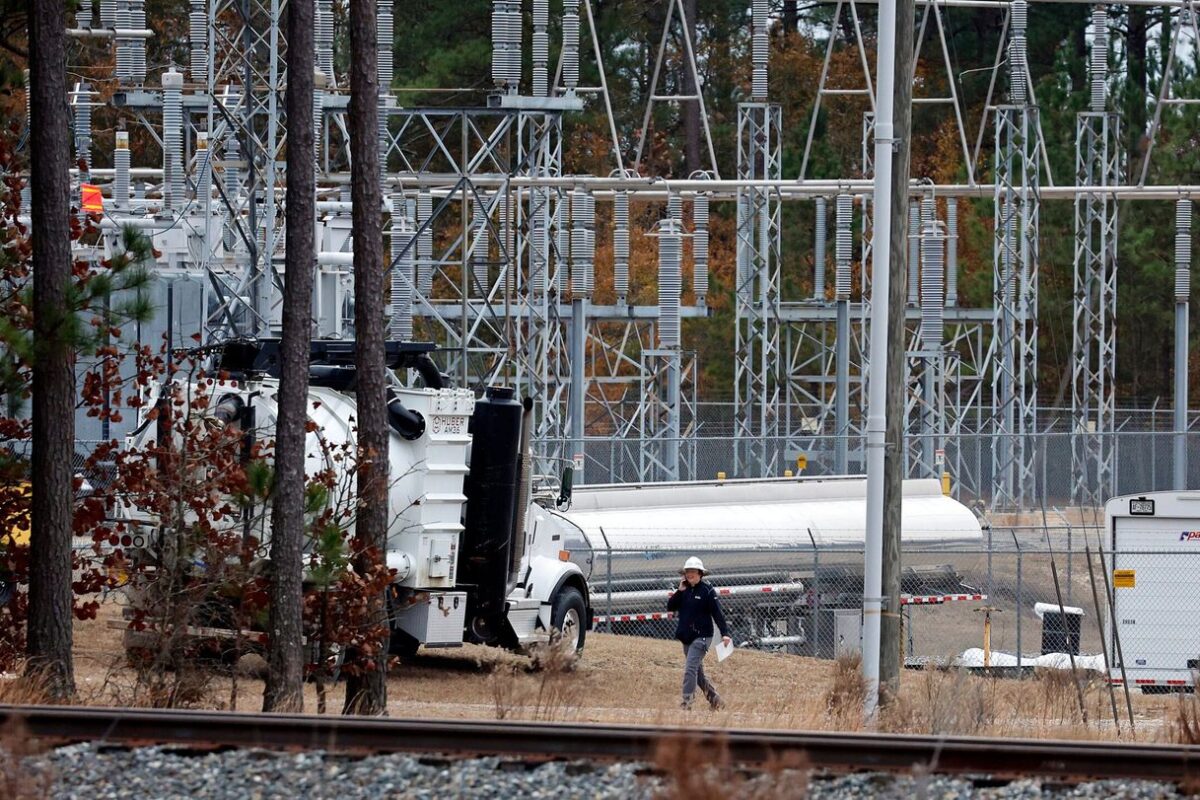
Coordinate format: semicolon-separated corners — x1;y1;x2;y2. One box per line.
716;471;726;482
783;469;793;478
975;606;1001;670
941;471;952;496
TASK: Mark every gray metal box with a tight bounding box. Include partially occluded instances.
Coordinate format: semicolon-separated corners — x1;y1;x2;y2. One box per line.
394;591;467;647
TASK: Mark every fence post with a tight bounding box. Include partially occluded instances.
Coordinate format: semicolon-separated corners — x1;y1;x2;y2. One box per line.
807;528;820;658
598;526;613;634
1014;536;1023;669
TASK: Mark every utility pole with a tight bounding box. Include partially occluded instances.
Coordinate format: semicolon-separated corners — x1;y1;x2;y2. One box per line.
880;0;916;704
862;0;914;717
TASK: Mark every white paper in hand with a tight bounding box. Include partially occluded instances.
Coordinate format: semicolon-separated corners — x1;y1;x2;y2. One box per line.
715;639;734;662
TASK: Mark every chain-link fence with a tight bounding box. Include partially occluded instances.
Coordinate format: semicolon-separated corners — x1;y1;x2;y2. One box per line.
540;430;1200;510
584;525;1192;689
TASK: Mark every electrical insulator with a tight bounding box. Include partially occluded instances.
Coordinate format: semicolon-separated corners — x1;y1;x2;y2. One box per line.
693;194;709;305
920;220;946;350
417;190;433;296
473;192;491;297
129;0;147;83
562;0;580;92
73;82;93;175
570;189;594;298
946;197;959;307
189;0;208;83
835;193;853;301
195;130;212;206
378;0;394;90
1009;0;1028;106
391;194;415;340
114;131;131;209
658;218;682;348
317;0;335;83
752;0;768;101
1090;8;1108;113
77;0;94;29
813;196;827;301
614;191;630;304
532;0;549;97
162;69;184;213
907;204;920;306
1177;199;1193;301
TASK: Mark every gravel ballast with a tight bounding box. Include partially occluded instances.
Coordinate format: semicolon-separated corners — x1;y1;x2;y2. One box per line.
19;744;1192;799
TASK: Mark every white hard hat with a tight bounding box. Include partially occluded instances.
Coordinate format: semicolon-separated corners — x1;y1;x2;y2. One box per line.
680;556;706;574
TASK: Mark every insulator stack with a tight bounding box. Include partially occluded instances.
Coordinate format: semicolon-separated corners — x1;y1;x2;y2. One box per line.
813;197;828;301
491;0;521;92
100;0;116;28
555;197;570;294
223;132;241;251
907;203;921;306
562;0;580;92
614;191;630;303
667;192;682;225
129;0;147;83
1000;197;1016;304
1177;200;1193;301
22;69;30;126
195;131;211;205
736;194;751;289
751;0;769;101
834;193;852;300
378;0;393;90
946;197;959;306
115;2;133;83
113;131;131;209
920;220;946;350
532;0;549;97
189;0;207;82
417;189;433;296
693;193;710;304
531;187;549;297
1009;0;1028;106
472;193;491;296
162;69;184;212
77;0;94;28
312;88;324;161
1089;8;1108;112
378;100;389;187
498;190;514;294
658;218;683;348
316;0;335;83
570;189;594;298
391;194;415;340
73;83;93;175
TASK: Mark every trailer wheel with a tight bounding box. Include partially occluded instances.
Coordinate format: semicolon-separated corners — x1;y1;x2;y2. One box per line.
550;586;586;654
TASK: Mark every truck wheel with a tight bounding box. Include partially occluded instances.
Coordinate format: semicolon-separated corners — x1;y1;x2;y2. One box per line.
550;586;586;654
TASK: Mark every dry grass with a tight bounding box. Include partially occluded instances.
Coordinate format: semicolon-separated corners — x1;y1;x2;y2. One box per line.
653;735;810;800
45;600;1183;741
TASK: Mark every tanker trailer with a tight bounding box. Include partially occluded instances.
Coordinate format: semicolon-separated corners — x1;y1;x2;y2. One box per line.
529;476;982;654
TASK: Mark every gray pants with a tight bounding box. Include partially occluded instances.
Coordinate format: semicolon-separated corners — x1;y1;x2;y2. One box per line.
681;637;721;708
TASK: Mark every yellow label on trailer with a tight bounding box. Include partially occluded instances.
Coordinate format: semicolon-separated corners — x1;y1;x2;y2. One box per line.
1113;569;1136;588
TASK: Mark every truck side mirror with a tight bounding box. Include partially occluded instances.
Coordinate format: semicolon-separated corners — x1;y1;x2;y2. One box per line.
556;465;574;509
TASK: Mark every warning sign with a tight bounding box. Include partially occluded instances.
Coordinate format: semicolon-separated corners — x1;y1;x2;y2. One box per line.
1113;569;1136;589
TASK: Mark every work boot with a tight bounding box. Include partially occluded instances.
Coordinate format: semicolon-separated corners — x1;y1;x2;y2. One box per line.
680;695;694;711
707;693;724;711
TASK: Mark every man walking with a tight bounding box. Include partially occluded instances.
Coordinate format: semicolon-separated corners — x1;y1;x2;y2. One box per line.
667;556;731;710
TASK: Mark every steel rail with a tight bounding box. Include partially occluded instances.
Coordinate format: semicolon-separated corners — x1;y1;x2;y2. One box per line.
2;704;1198;782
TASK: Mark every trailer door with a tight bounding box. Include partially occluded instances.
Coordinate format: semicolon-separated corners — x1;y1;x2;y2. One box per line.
1112;514;1200;685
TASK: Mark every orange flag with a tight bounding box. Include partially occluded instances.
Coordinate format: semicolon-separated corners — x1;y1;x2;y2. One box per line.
81;183;103;213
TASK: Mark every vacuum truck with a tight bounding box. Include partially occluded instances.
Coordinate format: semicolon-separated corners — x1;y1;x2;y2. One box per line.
117;339;591;659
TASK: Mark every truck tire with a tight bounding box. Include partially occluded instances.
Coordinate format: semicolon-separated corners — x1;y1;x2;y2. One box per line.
550;586;586;654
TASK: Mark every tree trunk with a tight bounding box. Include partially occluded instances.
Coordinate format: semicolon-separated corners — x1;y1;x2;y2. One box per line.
1126;6;1147;176
343;0;389;717
783;1;798;35
26;0;76;701
880;0;916;704
681;0;701;176
262;0;314;714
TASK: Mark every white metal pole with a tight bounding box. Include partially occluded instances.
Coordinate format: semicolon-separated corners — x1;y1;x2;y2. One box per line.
862;0;898;718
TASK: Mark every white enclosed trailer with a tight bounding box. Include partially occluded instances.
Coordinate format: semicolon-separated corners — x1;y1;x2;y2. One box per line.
1105;492;1200;690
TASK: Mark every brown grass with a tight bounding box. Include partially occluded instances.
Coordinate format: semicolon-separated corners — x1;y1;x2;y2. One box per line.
48;599;1180;741
653;735;810;800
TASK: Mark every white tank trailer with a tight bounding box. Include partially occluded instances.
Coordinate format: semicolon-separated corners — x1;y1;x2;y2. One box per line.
536;477;983;655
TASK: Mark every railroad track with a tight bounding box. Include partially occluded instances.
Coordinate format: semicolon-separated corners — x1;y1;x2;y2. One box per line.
1;703;1197;783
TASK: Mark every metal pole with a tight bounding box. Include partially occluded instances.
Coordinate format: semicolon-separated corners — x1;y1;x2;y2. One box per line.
570;297;586;479
1084;539;1122;735
862;0;903;717
1176;199;1192;489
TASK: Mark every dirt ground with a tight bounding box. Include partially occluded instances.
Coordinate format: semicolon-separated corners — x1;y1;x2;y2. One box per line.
48;600;1190;743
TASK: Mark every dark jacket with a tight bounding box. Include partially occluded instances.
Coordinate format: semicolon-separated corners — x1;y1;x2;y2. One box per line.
667;579;730;645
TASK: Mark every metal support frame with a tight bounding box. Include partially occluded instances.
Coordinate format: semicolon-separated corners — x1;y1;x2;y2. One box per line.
734;103;783;477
